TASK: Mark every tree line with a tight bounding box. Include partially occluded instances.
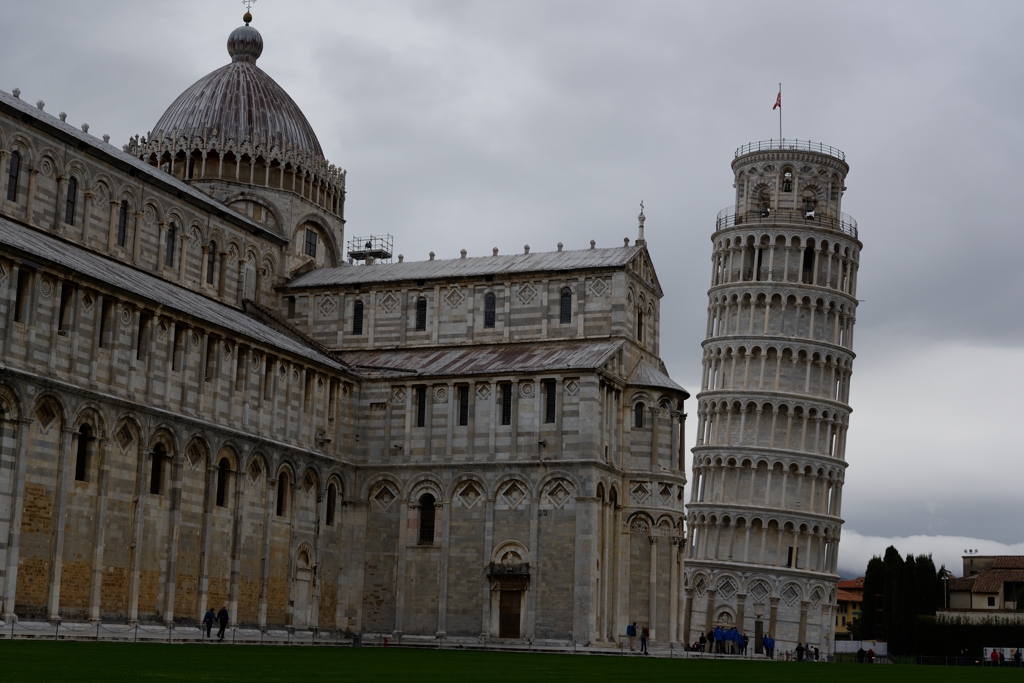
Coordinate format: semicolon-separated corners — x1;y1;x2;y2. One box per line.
852;545;945;654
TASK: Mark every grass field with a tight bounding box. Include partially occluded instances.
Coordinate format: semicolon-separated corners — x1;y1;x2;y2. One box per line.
0;641;1018;682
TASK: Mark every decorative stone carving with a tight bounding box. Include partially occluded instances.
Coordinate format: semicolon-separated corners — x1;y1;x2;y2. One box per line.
433;386;448;403
318;294;336;317
516;282;536;305
444;287;464;308
380;292;399;313
518;382;534;399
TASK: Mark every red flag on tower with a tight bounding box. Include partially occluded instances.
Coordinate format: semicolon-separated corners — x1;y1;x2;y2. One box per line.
773;91;781;110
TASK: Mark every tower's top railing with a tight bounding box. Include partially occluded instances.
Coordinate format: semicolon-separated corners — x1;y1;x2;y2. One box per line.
716;205;858;239
735;139;845;162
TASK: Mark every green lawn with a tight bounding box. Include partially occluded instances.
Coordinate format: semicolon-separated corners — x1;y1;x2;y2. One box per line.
0;641;1018;682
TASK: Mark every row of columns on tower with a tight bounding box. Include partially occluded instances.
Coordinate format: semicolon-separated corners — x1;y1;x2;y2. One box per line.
701;348;852;403
711;239;858;295
686;518;841;575
690;459;843;517
706;295;855;348
694;403;848;459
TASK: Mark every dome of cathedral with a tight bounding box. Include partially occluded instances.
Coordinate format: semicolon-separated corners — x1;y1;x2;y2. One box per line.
149;16;324;159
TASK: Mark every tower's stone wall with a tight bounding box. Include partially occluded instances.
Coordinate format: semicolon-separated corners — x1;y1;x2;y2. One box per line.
683;142;862;652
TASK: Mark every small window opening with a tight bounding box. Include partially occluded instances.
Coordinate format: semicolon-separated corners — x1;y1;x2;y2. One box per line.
149;444;166;495
187;158;195;180
782;170;793;193
276;472;290;516
418;493;436;545
165;222;177;267
171;324;184;371
802;245;815;284
560;287;572;324
326;483;338;526
98;299;113;348
304;228;318;258
635;402;645;429
415;298;427;331
216;458;231;507
74;425;93;482
352;301;364;335
6;151;21;202
543;379;556;424
500;383;513;426
206;242;216;285
416;386;427;427
13;268;30;323
636;309;644;342
484;292;496;329
458;385;469;426
136;312;150;360
64;177;77;225
264;358;275;400
304;371;314;413
117;201;129;247
57;282;73;332
204;336;216;381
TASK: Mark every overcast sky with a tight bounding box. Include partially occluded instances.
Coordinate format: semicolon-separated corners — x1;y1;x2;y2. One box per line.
2;0;1021;576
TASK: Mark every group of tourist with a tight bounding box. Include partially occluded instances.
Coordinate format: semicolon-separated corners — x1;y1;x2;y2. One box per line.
625;622;651;654
690;626;749;654
202;604;231;641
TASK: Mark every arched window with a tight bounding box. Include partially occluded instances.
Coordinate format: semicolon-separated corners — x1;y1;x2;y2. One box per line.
637;309;644;342
64;177;78;225
415;298;427;331
418;493;436;545
560;287;572;324
352;300;364;335
165;222;177;267
782;169;793;193
74;424;93;482
7;151;21;202
484;292;496;329
206;242;217;285
326;482;338;526
116;200;129;247
635;402;645;429
216;457;231;507
276;472;290;516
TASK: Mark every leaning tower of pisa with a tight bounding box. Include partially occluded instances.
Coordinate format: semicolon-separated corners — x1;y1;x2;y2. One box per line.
683;140;861;653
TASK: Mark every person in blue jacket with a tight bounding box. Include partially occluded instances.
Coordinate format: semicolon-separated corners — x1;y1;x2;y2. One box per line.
714;625;725;653
626;622;636;651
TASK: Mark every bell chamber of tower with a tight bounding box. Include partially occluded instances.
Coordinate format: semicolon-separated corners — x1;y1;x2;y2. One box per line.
683;140;862;652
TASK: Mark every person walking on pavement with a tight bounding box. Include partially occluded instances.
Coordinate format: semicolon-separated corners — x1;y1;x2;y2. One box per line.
203;607;216;639
640;624;649;655
698;632;707;653
626;621;636;651
217;603;229;641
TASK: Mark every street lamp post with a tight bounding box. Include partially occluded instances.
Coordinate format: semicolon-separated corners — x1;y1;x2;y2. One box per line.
753;603;765;655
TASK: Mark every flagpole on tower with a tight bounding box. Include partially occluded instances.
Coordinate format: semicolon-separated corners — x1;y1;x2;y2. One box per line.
772;85;782;143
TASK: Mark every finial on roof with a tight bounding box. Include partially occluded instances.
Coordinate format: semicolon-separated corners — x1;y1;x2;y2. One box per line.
591;240;597;249
524;245;530;254
557;242;563;252
624;237;629;246
429;251;435;261
460;249;467;259
398;254;404;263
636;200;646;246
11;87;20;99
493;247;499;256
229;2;263;64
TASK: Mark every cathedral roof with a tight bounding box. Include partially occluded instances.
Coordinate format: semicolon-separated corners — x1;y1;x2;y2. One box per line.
149;15;324;161
0;216;344;373
341;339;624;379
288;245;649;288
626;358;688;396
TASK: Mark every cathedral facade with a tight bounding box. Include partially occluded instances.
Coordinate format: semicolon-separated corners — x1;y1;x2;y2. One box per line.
0;13;689;645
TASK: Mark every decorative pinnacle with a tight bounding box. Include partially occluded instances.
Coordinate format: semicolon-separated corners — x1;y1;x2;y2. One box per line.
242;0;256;24
637;200;646;245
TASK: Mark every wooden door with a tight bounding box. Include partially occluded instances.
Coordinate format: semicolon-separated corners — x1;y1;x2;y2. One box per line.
499;590;521;638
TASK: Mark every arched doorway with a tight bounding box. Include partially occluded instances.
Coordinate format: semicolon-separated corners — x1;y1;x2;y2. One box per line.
293;547;313;628
488;544;529;639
